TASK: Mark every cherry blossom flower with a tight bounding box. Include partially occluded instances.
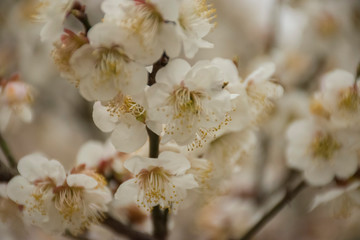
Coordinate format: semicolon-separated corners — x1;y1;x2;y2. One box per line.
101;0;181;63
7;153;112;235
0;76;34;131
114;151;198;212
76;140;130;178
286;119;359;186
146;58;232;149
311;181;360;218
70;22;148;101
92;92;161;153
244;62;284;124
311;69;360;128
51;29;88;85
176;0;216;58
32;0;74;42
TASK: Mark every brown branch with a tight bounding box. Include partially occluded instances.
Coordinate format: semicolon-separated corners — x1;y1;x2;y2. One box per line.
103;215;155;240
0;133;16;168
238;180;306;240
147;53;169;240
148;53;169;86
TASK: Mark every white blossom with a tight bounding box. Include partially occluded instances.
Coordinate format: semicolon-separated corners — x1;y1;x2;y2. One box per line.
114;151;198;212
76;140;129;177
70;22;148;101
176;0;215;58
92;91;161;153
311;69;360;128
244;62;284;124
7;153;112;235
0;78;33;132
311;181;360;218
33;0;74;42
146;58;232;149
102;0;181;63
286;119;359;186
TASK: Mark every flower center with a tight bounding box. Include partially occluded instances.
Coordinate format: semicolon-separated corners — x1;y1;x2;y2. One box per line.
94;47;129;78
310;133;341;160
121;1;163;47
135;167;177;210
170;86;204;118
338;87;359;112
106;93;146;123
179;0;216;31
54;186;84;220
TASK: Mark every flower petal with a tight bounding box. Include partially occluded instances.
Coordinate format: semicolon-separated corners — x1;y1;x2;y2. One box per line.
67;174;98;189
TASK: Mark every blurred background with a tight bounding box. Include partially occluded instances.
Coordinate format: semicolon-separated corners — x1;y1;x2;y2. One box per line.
0;0;360;239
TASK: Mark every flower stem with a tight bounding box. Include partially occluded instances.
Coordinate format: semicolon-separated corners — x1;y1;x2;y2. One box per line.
147;53;169;240
239;180;306;240
0;133;16;169
103;215;155;240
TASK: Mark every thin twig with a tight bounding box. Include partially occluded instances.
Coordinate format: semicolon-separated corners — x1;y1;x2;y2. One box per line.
147;53;169;240
0;133;16;168
148;53;169;86
103;215;155;240
238;180;306;240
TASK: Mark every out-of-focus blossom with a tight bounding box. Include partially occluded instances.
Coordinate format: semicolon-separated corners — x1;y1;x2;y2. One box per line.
0;75;34;131
76;140;130;179
311;181;360;218
32;0;74;42
115;151;198;212
311;69;360;128
286;119;359;186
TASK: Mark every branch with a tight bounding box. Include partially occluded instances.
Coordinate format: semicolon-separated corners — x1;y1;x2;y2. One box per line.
147;53;169;240
148;53;169;86
103;215;155;240
0;133;16;168
238;180;306;240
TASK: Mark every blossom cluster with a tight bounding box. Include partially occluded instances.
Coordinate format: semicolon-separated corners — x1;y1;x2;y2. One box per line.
4;0;287;237
286;69;360;217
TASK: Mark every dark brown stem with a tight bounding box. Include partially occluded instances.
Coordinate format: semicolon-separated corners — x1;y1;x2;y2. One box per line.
238;180;306;240
147;53;169;240
148;53;169;86
103;215;155;240
0;133;16;168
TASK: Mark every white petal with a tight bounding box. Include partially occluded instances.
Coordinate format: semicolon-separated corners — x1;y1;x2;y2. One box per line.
304;164;334;186
333;151;358;179
45;160;66;186
158;151;191;175
67;174;98;189
114;178;139;206
110;120;148;153
76;140;105;168
117;62;148;96
17;153;50;182
156;59;191;86
93;101;117;132
7;176;34;205
244;62;275;84
124;156;156;175
171;174;198;189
